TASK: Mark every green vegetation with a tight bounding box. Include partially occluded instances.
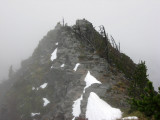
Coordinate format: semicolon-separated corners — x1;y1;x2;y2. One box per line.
129;62;160;120
131;82;160;120
108;48;136;79
129;61;149;98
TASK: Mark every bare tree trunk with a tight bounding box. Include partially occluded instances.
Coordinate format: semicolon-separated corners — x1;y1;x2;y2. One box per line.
119;42;120;52
62;18;64;26
99;25;109;61
110;35;118;51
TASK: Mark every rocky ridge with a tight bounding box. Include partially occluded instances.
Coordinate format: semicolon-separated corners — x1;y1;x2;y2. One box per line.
0;19;131;120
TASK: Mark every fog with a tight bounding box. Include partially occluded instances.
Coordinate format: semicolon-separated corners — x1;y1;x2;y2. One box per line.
0;0;160;90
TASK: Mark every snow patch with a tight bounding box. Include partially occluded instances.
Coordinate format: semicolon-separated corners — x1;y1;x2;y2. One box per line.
84;71;101;93
72;71;102;119
40;83;48;89
122;116;138;120
51;66;53;69
61;64;65;67
86;92;122;120
72;95;83;120
31;112;40;117
72;71;121;120
73;63;80;71
55;42;58;45
71;71;103;119
43;98;50;107
50;48;57;61
32;87;35;90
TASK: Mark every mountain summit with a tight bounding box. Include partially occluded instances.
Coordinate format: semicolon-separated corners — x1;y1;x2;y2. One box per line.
0;19;136;120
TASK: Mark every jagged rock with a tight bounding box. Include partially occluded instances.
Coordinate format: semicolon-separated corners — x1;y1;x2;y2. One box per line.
0;19;130;120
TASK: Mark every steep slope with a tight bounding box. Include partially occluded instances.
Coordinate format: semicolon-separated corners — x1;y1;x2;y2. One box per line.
0;19;135;120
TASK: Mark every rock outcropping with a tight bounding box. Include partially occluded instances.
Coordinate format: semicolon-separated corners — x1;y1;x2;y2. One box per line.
0;19;132;120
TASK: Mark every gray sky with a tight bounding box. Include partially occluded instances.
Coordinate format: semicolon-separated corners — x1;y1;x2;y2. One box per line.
0;0;160;90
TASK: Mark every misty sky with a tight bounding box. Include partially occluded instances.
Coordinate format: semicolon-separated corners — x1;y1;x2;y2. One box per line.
0;0;160;90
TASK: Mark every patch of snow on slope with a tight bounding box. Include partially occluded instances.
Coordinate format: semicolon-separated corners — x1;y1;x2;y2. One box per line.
40;83;48;89
43;98;50;107
72;71;102;119
32;87;35;90
61;64;65;67
72;95;83;120
50;48;57;61
84;71;101;93
55;42;58;45
122;116;138;120
51;66;53;69
31;112;40;117
86;92;122;120
73;63;80;71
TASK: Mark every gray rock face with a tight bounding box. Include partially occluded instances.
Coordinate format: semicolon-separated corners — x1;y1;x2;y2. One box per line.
0;19;130;120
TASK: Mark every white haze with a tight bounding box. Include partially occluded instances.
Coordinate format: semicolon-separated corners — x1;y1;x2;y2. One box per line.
0;0;160;90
